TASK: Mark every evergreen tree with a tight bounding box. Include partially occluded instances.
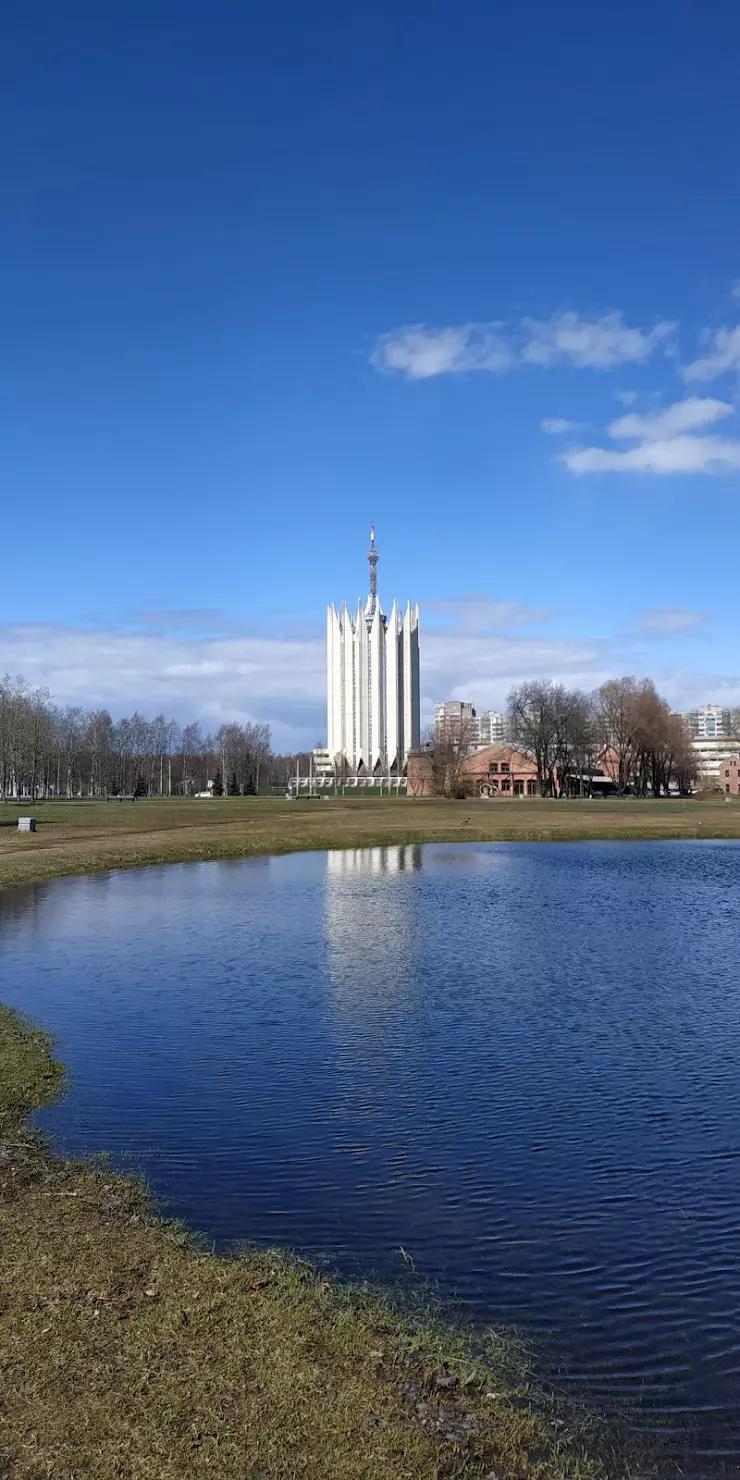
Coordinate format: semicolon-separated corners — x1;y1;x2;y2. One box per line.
212;769;223;796
228;771;240;796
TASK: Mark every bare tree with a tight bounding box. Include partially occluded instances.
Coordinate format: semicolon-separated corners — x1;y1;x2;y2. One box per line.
425;714;478;797
180;722;202;795
507;680;565;796
596;678;637;792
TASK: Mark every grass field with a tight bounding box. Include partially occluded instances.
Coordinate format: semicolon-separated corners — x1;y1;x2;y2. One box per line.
2;792;740;893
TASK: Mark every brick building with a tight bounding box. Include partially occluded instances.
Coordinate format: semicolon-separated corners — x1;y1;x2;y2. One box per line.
408;744;539;798
721;756;740;796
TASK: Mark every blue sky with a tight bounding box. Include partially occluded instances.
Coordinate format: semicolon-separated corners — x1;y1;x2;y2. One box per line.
3;0;740;746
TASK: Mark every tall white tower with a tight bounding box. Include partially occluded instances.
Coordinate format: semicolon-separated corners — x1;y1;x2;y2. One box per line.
327;527;420;774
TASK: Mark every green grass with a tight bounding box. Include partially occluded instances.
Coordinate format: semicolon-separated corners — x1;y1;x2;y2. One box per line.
0;1005;629;1479
2;793;740;894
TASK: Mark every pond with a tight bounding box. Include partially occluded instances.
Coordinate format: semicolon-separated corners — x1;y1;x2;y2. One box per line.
2;841;740;1476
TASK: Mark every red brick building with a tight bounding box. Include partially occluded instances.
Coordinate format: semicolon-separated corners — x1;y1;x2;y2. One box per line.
408;744;539;799
722;756;740;796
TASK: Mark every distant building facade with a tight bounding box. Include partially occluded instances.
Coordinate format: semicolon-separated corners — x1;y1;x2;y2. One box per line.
434;700;478;741
327;528;420;774
722;757;740;796
691;737;740;780
687;704;732;739
477;710;506;745
433;703;507;749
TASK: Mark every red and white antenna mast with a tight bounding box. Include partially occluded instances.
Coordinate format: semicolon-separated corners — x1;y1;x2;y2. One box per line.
367;523;379;607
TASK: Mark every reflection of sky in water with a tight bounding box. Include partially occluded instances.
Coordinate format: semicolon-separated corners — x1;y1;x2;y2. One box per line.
4;843;740;1476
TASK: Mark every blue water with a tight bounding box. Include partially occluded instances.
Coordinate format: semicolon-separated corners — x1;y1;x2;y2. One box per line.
2;841;740;1475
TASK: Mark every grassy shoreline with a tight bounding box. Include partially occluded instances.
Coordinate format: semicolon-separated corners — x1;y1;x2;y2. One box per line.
0;797;718;1475
2;793;739;893
1;1004;627;1478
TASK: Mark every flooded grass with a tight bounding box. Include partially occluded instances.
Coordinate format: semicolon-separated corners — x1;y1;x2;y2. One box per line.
0;1004;641;1479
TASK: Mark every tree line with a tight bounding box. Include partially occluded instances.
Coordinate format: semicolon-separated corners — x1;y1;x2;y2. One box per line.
428;676;737;798
507;677;700;796
0;675;305;799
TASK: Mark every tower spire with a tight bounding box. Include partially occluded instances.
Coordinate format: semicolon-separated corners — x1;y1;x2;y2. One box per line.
367;523;378;603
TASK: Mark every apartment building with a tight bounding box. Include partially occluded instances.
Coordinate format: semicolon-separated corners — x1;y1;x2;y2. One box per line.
687;704;732;739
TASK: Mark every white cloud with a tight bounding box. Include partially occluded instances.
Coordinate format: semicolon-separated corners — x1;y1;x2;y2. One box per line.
637;608;707;635
561;396;740;476
608;396;734;442
540;418;582;435
371;311;674;379
0;624;326;752
3;619;736;749
521;312;675;370
650;670;740;713
563;434;740;475
370;323;514;379
614;389;638;406
683;325;740;382
422;631;619;718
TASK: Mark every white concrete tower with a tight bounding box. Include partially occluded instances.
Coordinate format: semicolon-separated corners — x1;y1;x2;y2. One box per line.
327;528;420;774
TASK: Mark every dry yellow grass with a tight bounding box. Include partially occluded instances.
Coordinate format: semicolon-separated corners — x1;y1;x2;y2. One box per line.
0;1007;619;1479
1;793;739;893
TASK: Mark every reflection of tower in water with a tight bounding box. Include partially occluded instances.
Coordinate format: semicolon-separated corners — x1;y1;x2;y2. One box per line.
323;846;422;1035
326;845;422;880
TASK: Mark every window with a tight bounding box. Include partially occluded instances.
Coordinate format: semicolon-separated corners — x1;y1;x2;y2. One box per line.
488;762;499;774
514;780;524;796
527;780;538;795
501;778;511;793
727;784;731;794
500;762;510;774
726;770;730;778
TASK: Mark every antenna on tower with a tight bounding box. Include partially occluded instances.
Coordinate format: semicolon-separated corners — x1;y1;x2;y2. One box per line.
367;523;379;602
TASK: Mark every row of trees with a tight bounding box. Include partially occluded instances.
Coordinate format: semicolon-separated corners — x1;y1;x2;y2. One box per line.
426;677;735;797
507;677;700;796
0;675;294;799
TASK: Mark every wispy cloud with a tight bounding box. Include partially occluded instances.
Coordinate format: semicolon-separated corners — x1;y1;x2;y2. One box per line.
614;389;638;406
564;434;740;475
424;598;550;632
608;396;734;442
683;325;740;382
637;608;708;635
561;396;740;476
370;323;514;379
520;313;675;370
731;282;740;302
371;312;675;379
540;418;582;435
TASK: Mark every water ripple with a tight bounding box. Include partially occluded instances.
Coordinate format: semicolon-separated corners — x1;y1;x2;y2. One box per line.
3;841;740;1476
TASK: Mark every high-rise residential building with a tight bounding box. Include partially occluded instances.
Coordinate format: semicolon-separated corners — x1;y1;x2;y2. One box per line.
686;704;732;739
327;528;420;774
434;701;478;742
478;710;506;745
